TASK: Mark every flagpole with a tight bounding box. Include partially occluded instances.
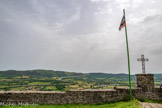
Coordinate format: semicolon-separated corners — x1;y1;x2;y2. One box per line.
123;9;132;100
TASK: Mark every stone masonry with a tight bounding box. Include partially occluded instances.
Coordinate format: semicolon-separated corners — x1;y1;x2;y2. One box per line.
136;74;154;92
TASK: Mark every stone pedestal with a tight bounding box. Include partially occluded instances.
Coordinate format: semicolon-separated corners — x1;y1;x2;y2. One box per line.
136;74;154;92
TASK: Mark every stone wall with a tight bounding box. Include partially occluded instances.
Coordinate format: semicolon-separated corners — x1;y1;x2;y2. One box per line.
0;89;123;104
134;87;162;100
136;74;154;92
0;87;161;104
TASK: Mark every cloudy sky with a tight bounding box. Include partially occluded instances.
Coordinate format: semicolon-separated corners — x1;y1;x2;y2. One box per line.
0;0;162;74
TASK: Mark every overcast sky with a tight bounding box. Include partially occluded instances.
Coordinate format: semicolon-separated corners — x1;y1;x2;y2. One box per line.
0;0;162;74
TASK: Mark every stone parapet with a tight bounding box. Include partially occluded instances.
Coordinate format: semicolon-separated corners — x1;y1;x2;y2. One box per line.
0;88;161;105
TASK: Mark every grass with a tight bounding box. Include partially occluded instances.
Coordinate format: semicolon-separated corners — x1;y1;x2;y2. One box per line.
45;86;57;91
139;99;162;104
1;100;141;108
10;87;25;91
28;82;51;85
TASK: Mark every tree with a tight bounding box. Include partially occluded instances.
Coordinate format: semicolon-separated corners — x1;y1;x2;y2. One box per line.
55;84;65;90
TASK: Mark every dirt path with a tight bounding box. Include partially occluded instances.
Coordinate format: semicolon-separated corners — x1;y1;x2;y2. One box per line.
141;102;162;108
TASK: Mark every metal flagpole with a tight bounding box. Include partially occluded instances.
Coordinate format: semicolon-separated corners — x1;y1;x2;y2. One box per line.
123;9;132;100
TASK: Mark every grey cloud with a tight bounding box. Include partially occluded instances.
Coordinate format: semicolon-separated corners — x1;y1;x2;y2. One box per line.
0;0;162;73
127;13;162;73
150;49;162;55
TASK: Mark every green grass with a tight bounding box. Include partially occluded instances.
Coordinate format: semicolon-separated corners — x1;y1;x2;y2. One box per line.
1;100;141;108
45;86;57;91
10;87;25;91
139;99;162;104
28;82;51;85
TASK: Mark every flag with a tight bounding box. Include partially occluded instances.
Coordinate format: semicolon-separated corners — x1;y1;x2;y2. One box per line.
119;9;132;100
119;15;126;31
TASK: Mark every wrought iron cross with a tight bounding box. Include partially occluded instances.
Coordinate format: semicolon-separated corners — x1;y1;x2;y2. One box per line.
137;54;149;74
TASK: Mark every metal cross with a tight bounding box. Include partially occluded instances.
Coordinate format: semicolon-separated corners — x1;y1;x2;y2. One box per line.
137;54;149;74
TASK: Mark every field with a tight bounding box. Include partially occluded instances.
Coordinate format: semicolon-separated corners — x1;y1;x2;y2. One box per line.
1;100;141;108
0;70;161;91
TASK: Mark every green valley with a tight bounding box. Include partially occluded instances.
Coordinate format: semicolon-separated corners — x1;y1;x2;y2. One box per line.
0;70;161;91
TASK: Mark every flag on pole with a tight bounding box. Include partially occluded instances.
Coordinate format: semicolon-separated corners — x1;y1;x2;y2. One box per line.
119;9;132;100
119;15;126;31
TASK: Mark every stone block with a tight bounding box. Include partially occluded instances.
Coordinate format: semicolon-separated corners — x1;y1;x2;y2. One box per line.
136;74;154;92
